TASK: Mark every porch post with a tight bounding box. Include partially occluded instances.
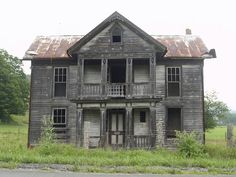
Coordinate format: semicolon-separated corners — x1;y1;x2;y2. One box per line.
149;106;157;148
149;56;156;97
125;107;132;148
101;59;107;98
126;58;133;98
76;106;83;147
78;57;84;99
100;108;107;147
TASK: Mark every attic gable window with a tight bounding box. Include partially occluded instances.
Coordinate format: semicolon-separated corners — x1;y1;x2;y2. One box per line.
112;27;122;43
167;67;181;97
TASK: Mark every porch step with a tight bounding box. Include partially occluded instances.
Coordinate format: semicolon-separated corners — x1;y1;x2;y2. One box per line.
164;138;178;150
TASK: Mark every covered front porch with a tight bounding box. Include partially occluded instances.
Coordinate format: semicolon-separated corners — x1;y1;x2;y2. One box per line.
74;100;160;149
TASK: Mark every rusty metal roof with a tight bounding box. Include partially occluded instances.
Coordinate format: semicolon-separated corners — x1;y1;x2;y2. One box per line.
23;35;208;59
153;35;208;58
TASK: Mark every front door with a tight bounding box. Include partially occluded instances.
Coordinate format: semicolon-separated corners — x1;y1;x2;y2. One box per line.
108;111;125;148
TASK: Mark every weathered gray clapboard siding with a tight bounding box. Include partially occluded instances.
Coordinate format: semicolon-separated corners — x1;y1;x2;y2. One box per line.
31;66;53;100
133;109;149;136
68;65;78;99
155;65;165;97
182;64;203;141
29;63;78;145
83;110;101;147
84;64;101;83
133;64;149;83
29;65;53;145
79;22;154;54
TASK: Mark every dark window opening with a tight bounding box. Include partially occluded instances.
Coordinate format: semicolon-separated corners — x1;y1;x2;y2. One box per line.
53;108;66;128
112;35;121;43
166;108;181;138
54;67;66;97
167;67;180;96
140;111;146;123
112;28;122;43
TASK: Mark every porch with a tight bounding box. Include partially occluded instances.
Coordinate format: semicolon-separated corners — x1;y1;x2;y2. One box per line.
76;107;157;149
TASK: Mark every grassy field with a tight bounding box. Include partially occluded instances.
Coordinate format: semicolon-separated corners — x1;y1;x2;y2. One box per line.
0;114;236;174
205;126;236;145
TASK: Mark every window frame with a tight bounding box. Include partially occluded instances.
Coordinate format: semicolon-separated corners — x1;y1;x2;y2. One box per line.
110;24;123;45
52;107;67;127
53;67;67;98
166;67;181;97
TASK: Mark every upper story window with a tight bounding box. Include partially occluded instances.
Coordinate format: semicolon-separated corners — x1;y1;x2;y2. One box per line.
52;108;66;128
112;27;122;43
167;67;181;97
54;67;67;97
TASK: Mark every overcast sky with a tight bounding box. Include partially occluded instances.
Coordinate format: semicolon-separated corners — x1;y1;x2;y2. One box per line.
0;0;235;110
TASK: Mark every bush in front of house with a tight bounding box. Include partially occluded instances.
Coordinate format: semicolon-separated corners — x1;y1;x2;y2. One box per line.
176;131;205;158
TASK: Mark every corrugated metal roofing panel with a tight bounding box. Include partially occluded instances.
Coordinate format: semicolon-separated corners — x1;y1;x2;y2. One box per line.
23;35;208;59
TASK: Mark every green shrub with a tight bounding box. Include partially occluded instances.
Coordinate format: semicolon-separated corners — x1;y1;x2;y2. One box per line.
176;131;205;158
39;115;55;144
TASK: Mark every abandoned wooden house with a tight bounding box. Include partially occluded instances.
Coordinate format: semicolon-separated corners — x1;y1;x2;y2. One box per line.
23;12;216;149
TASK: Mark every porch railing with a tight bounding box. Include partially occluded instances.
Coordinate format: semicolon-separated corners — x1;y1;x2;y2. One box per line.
107;83;126;97
133;135;153;148
80;83;151;98
132;82;151;97
82;83;101;96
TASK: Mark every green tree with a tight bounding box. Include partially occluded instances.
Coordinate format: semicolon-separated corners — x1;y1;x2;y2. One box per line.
0;49;29;122
204;91;229;129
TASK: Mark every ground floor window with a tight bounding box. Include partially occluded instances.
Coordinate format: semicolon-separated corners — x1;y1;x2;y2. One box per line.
166;108;181;138
52;108;66;128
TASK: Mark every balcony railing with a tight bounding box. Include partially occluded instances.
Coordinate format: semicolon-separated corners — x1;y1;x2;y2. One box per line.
107;83;126;97
81;82;151;98
132;82;151;97
82;83;101;97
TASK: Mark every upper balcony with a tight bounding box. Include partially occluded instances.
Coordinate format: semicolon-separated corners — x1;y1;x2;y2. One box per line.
78;58;156;99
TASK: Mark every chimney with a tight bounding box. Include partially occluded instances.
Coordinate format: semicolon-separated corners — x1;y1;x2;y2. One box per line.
185;28;192;35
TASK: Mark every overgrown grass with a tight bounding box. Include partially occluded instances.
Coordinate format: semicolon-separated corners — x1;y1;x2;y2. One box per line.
205;126;236;145
0;116;236;174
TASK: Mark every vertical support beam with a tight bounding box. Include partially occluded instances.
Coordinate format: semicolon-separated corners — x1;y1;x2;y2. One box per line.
78;57;84;98
101;59;108;98
155;102;165;147
126;58;133;98
149;56;156;97
150;106;157;148
125;107;132;148
76;106;83;147
100;108;107;147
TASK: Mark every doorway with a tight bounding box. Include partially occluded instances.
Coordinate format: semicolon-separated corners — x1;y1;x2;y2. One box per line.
107;110;125;148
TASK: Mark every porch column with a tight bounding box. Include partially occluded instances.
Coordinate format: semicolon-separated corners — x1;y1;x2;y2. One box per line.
155;103;165;147
149;106;157;148
100;108;107;147
126;58;133;98
76;106;83;147
78;57;84;98
149;56;156;97
101;59;107;98
125;107;132;148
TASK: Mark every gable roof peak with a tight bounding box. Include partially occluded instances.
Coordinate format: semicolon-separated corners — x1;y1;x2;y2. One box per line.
107;11;126;22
